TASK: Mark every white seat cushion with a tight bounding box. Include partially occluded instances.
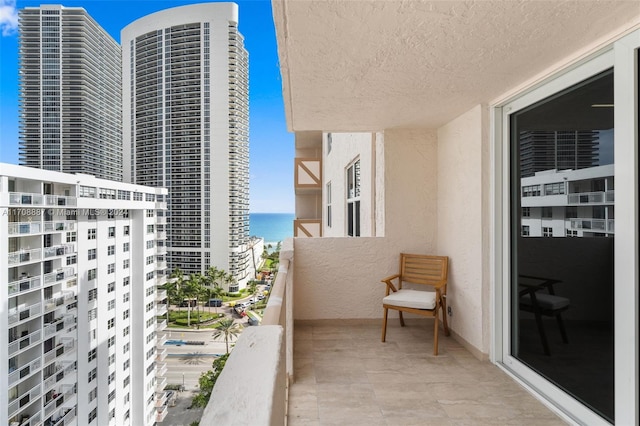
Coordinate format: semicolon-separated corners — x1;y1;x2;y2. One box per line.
521;293;570;310
383;289;436;310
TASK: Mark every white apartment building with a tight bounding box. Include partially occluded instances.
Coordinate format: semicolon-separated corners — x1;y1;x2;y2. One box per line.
18;5;122;181
1;164;168;426
122;3;252;287
521;165;614;238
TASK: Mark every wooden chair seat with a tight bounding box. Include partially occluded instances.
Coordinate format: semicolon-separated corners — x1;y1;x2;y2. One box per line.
381;253;449;355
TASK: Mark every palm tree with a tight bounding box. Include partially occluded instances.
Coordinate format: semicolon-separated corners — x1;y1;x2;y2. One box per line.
247;280;259;310
211;318;242;354
182;274;202;327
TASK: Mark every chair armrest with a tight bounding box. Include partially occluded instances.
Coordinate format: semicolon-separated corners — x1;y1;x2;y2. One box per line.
381;274;400;295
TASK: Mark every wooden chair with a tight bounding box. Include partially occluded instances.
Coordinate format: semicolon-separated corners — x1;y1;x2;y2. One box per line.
381;253;449;355
519;275;569;356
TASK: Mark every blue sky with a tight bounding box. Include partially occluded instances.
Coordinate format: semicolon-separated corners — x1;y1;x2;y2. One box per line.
0;0;294;213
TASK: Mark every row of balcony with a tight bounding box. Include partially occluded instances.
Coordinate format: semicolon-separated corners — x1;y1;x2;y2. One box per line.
8;243;76;266
8;267;75;296
7;220;75;236
8;192;77;207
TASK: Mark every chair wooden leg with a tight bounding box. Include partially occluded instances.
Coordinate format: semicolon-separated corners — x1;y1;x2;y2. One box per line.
399;311;405;327
556;314;569;343
381;308;388;342
433;313;440;356
533;310;551;356
440;299;450;336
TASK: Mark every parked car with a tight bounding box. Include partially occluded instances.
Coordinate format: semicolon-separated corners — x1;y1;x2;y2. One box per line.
204;298;222;307
179;299;197;307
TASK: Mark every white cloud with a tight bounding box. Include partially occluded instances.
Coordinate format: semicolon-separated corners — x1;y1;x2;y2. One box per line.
0;0;18;36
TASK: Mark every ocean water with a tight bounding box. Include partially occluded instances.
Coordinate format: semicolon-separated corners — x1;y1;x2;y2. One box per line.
250;213;295;244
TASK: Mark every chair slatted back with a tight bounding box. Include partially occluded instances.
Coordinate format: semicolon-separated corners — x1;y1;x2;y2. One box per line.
399;253;448;290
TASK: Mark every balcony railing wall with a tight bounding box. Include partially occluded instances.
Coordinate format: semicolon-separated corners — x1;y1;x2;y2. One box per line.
201;238;293;425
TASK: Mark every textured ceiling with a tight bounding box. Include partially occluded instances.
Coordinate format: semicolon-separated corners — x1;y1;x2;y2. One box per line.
272;0;640;131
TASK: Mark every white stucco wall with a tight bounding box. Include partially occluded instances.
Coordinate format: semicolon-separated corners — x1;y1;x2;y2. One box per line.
322;132;375;237
436;105;490;355
293;129;438;319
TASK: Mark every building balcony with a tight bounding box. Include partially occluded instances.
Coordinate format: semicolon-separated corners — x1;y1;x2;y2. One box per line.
156;347;168;363
294;158;322;194
8;275;42;296
156;405;168;423
8;384;41;420
157;362;168;377
43;220;75;233
155;391;169;408
567;190;614;205
155;377;167;393
293;219;322;238
43;267;76;285
200;239;563;425
156;303;168;317
9;301;42;325
569;218;615;233
156;289;167;302
9;192;44;205
157;318;167;332
156;333;168;347
9;328;41;357
8;221;42;235
8;247;42;266
156;275;168;286
9;357;41;387
45;194;77;207
43;243;75;259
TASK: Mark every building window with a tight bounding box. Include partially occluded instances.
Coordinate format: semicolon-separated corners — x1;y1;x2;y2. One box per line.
522;207;530;217
67;255;77;266
88;348;97;362
88;268;97;281
123;326;130;337
108;336;115;347
66;231;76;242
123;292;130;303
108;227;115;237
107;263;115;274
108;245;115;255
566;229;578;237
108;390;115;403
123;277;130;286
107;318;115;329
88;288;97;302
89;389;97;404
123;309;130;320
108;282;115;293
565;206;578;218
522;225;530;236
108;299;115;310
88;367;97;382
542;207;553;218
346;159;361;237
542;227;553;237
123;259;129;269
146;255;154;265
88;249;96;260
544;182;566;195
123;226;130;236
123;242;129;252
108;372;115;384
88;228;96;240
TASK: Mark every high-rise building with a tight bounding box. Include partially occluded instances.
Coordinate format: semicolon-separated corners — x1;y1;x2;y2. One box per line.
122;3;252;284
18;5;123;181
519;130;599;178
1;163;168;426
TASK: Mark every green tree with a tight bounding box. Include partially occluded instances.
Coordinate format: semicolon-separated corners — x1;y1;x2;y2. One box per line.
182;274;202;327
190;353;230;408
247;280;259;310
212;318;242;354
168;267;185;306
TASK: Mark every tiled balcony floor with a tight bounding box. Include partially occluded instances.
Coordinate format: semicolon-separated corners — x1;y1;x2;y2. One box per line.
288;320;566;426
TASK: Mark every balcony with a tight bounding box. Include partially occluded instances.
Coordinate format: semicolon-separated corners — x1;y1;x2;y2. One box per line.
9;329;41;357
9;301;42;325
8;384;41;420
157;303;168;317
157;318;167;332
567;190;614;205
294;158;322;193
45;194;77;206
156;347;168;362
8;248;42;265
8;221;42;235
43;243;75;259
9;192;44;205
8;275;41;296
569;218;615;233
156;289;167;302
156;333;168;347
293;219;322;238
156;376;167;393
43;267;75;285
156;405;168;423
200;239;564;425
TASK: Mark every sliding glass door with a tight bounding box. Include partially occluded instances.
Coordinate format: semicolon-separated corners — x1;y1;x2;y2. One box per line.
497;32;639;425
509;69;615;421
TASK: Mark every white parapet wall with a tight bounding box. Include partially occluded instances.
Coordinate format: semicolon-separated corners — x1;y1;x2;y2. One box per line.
200;326;286;426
